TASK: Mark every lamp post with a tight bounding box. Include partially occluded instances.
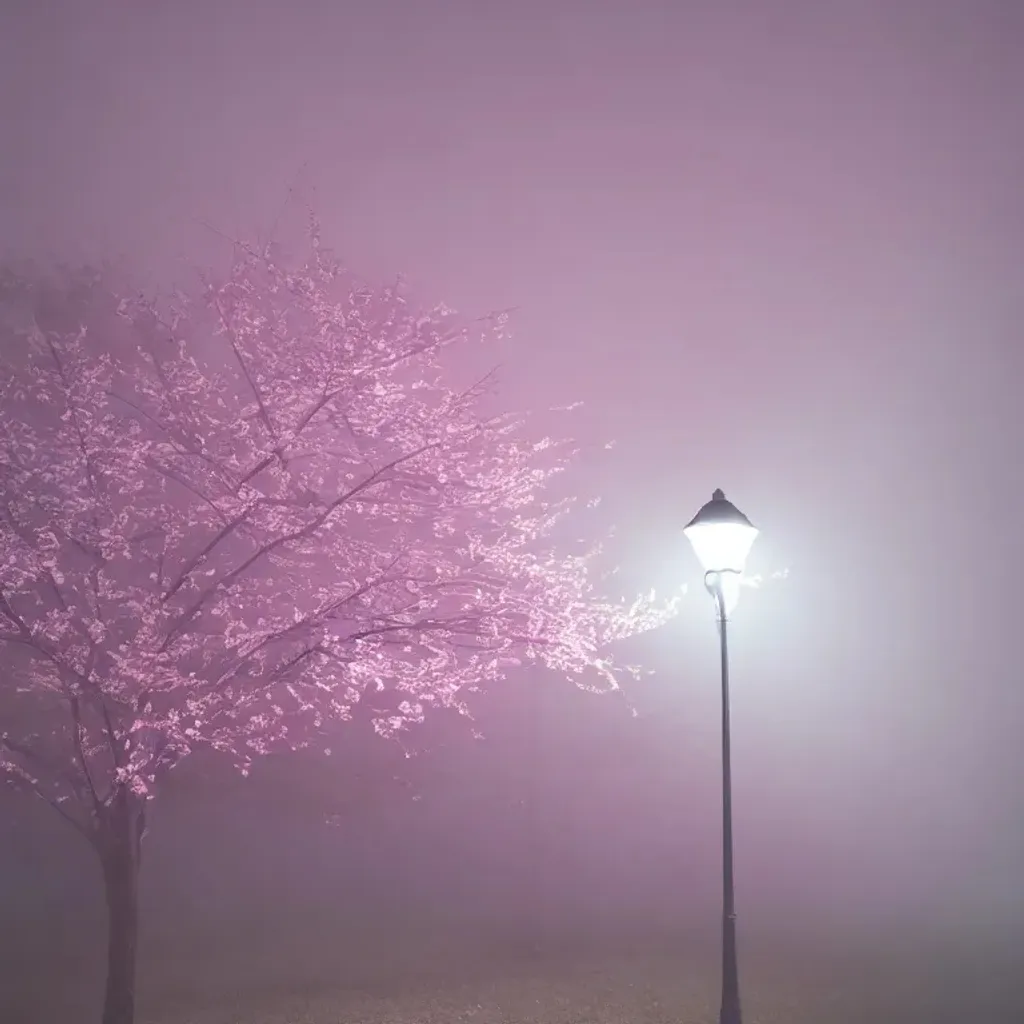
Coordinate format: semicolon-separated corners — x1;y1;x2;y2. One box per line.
683;489;759;1024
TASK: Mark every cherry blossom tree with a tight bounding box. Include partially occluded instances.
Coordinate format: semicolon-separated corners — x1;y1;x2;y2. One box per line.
0;231;675;1024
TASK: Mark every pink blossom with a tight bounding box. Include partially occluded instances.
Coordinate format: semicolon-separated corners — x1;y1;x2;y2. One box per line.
0;234;679;830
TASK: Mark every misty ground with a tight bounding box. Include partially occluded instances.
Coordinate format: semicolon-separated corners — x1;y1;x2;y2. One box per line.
4;706;1022;1023
5;916;1022;1024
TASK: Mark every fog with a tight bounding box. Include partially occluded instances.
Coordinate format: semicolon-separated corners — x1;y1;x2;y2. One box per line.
2;1;1023;1020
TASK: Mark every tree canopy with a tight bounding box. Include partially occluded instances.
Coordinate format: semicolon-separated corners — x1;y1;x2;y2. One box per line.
0;229;675;835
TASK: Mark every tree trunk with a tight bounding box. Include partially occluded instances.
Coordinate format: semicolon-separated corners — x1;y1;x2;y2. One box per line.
95;790;145;1024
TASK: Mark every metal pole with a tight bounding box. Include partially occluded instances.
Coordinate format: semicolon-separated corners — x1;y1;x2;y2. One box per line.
715;578;742;1024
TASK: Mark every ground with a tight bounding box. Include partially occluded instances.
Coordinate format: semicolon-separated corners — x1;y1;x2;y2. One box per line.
8;931;1021;1023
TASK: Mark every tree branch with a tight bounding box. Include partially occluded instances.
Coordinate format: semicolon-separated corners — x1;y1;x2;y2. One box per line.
162;500;265;602
68;694;101;808
146;457;228;521
209;289;279;448
160;439;445;650
0;736;94;839
106;388;226;477
45;336;103;508
0;591;95;691
211;553;409;689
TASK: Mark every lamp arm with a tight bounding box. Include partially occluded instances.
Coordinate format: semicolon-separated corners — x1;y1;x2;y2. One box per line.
704;568;742;623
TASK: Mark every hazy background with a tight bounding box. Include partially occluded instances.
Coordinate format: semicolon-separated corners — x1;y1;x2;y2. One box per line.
2;0;1023;1019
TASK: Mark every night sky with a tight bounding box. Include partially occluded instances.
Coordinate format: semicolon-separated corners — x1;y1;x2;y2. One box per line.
2;0;1023;1019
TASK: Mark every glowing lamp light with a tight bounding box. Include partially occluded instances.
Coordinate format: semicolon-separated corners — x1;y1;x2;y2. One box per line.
684;489;758;616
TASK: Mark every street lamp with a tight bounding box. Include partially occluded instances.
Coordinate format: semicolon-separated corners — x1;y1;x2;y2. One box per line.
683;488;759;1024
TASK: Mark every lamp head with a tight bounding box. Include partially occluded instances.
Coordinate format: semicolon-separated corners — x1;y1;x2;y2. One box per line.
684;490;758;614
